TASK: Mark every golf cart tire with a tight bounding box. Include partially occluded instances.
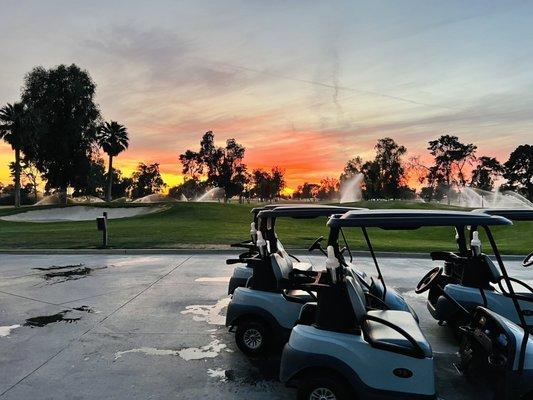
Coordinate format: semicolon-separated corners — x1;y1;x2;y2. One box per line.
235;319;270;356
296;370;353;400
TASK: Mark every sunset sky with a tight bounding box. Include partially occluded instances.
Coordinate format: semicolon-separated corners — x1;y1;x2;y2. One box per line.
1;0;532;191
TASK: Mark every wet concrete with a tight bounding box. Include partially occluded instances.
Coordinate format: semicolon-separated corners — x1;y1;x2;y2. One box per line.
0;253;526;399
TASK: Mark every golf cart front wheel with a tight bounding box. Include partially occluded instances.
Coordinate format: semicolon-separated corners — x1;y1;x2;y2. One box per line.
297;373;352;400
235;320;269;356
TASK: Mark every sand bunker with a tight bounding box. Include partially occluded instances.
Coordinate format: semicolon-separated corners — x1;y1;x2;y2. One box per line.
132;194;178;203
1;206;161;222
34;195;105;206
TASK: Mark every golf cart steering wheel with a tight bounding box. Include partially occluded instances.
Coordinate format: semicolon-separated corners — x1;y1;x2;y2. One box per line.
523;252;533;267
415;267;443;294
308;236;324;253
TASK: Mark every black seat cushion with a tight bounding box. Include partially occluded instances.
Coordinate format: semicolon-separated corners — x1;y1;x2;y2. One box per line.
364;310;432;357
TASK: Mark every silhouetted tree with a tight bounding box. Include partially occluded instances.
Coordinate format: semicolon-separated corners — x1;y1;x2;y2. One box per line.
9;158;39;201
502;144;533;200
0;102;32;207
97;121;129;202
72;157;106;197
470;156;504;192
251;166;286;201
109;169;133;199
131;163;165;198
339;156;363;183
292;182;320;201
350;138;409;200
179;131;249;201
315;177;339;200
21;64;101;204
427;135;477;188
251;169;272;201
373;138;407;198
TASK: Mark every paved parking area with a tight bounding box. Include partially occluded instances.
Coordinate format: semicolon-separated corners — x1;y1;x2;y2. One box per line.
0;253;527;399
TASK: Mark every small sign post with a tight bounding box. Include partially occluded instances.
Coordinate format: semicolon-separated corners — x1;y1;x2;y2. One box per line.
96;212;108;248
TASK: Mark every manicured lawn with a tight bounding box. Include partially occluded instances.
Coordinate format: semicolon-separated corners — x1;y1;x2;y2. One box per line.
0;201;530;254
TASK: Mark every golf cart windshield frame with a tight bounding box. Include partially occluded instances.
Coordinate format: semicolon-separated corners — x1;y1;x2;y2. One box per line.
256;205;366;253
327;209;533;372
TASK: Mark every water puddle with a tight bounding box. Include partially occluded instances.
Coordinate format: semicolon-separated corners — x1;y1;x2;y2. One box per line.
206;358;280;387
24;310;81;327
195;277;231;283
115;347;179;359
72;305;96;313
207;368;233;382
180;297;230;325
115;297;231;362
0;324;21;337
33;263;85;271
36;266;107;284
178;338;227;360
114;336;227;361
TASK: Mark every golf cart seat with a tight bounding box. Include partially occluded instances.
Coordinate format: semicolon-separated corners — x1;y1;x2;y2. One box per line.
461;254;501;288
346;276;432;358
276;241;313;271
271;253;316;302
271;253;315;285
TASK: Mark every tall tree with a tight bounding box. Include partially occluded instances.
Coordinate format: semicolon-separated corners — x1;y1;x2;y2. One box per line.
71;157;106;197
0;102;31;207
502;144;533;200
470;156;504;192
427;135;477;187
373;137;407;198
339;156;363;183
292;182;320;201
348;138;409;200
179;132;249;202
251;167;286;201
97;121;129;201
131;163;166;198
21;64;101;204
9;158;40;201
251;169;273;201
316;177;339;200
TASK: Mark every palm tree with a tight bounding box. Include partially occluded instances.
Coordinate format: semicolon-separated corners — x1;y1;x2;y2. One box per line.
97;121;129;202
0;102;30;207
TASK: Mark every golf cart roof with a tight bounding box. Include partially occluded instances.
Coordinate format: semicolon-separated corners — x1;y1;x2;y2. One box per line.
327;209;512;229
250;203;317;215
472;208;533;221
257;205;365;219
251;204;281;214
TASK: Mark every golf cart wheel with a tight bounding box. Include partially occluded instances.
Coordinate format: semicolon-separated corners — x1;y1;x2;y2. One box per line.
235;319;269;356
297;372;352;400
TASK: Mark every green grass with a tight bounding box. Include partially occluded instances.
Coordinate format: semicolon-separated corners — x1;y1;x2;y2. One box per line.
0;201;530;254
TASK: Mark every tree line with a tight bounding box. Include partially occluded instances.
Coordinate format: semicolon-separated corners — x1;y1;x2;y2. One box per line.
1;64;531;206
292;136;532;202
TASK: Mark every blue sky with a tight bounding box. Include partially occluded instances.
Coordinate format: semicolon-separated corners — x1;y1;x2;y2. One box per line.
1;0;532;188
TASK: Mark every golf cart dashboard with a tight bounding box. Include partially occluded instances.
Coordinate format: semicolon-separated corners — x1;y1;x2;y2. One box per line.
461;308;515;370
473;314;509;349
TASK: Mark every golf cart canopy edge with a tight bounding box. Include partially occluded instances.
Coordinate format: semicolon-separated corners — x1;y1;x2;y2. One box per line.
473;208;533;221
257;205;367;219
327;209;512;229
